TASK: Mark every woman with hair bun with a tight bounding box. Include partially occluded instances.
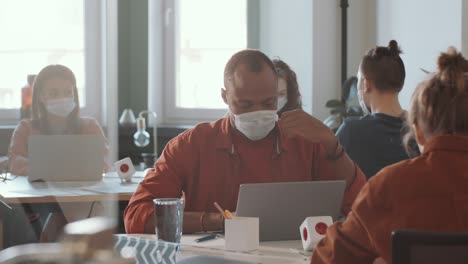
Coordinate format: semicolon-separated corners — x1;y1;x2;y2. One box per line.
336;40;412;179
311;47;468;264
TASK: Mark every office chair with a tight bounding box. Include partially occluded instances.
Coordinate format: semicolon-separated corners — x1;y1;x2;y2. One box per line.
39;212;68;243
0;200;13;249
392;230;468;264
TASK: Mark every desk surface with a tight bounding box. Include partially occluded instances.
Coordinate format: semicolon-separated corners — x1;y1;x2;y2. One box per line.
122;234;311;264
0;172;144;204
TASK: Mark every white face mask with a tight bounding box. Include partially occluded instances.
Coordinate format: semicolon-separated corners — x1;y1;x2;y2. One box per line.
45;97;76;117
357;72;371;115
233;110;278;141
277;96;288;111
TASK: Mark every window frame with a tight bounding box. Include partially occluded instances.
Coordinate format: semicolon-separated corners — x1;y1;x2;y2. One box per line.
0;0;103;125
150;0;255;125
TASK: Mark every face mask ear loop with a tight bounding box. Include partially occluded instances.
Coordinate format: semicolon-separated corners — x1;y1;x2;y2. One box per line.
272;132;282;160
230;143;235;155
276;136;281;155
228;119;237;156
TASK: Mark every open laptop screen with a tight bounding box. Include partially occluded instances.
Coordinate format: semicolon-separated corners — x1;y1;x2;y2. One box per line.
236;180;345;241
28;135;105;182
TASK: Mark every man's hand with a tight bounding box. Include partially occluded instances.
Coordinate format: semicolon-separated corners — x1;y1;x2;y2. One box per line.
279;109;366;208
279;110;337;155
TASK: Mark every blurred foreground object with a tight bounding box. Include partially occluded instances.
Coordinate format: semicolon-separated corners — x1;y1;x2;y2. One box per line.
0;217;133;264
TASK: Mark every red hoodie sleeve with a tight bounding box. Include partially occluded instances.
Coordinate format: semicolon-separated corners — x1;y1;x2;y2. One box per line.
312;143;367;215
124;131;196;233
311;180;384;264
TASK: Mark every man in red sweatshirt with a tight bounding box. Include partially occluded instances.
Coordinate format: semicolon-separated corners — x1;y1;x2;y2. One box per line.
124;49;366;234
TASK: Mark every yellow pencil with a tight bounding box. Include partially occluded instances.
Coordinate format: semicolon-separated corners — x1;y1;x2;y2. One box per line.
213;202;226;218
224;210;233;219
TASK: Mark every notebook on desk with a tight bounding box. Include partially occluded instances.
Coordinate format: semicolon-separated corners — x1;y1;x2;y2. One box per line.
28;135;105;182
236;180;346;242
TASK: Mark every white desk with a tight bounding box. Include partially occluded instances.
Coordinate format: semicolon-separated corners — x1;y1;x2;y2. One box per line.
0;172;144;204
0;172;145;249
123;234;311;263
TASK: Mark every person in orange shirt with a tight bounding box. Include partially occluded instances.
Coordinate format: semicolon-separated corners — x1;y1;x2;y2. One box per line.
311;47;468;264
124;49;366;234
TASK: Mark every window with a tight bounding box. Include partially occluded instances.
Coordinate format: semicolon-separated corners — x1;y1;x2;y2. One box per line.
175;0;247;109
151;0;249;124
0;0;102;124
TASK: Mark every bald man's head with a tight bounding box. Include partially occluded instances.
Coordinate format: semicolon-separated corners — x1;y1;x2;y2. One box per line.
221;49;278;115
223;49;276;89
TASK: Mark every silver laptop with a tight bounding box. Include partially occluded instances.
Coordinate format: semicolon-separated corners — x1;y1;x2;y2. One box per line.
236;180;346;241
28;135;105;182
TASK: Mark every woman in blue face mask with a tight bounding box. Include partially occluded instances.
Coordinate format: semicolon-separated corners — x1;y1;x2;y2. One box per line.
8;64;110;175
272;59;302;116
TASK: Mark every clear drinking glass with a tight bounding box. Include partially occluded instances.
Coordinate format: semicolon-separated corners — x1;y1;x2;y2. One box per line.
153;198;184;243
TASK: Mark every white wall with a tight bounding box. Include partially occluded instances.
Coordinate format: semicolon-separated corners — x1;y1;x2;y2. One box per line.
102;0;119;163
258;0;314;115
375;0;463;109
258;0;468;119
148;0;164;125
463;1;468;55
347;0;376;77
310;0;341;120
259;0;345;121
